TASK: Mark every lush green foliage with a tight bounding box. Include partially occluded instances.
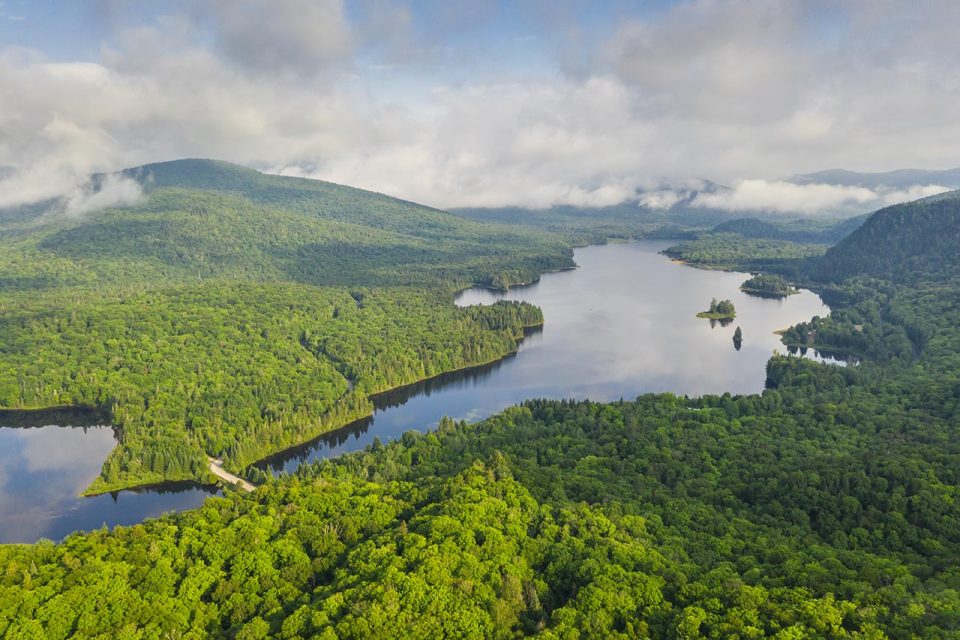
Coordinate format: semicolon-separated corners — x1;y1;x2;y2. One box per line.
0;160;566;490
3;288;959;637
663;234;828;271
696;298;736;320
741;274;798;298
2;168;959;638
809;191;960;284
1;175;573;295
0;284;541;493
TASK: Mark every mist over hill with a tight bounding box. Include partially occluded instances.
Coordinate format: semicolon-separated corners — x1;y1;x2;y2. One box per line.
794;168;960;189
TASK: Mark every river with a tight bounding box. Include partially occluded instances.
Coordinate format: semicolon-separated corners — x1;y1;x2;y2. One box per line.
0;241;832;543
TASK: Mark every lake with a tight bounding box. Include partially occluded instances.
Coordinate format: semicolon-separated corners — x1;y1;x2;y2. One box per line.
0;407;219;543
0;240;831;542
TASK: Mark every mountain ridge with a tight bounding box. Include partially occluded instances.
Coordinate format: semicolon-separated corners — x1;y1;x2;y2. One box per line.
794;167;960;189
808;188;960;283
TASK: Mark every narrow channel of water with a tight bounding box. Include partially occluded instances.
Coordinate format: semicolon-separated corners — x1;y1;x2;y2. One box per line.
0;240;831;543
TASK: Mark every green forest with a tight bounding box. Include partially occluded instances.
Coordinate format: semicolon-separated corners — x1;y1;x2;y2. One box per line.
661;235;828;272
740;275;797;298
1;168;959;638
696;299;736;320
0;160;569;492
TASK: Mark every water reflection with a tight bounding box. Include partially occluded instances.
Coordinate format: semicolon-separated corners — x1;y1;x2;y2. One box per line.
0;408;218;543
260;241;834;475
255;341;536;474
709;318;735;328
787;344;856;365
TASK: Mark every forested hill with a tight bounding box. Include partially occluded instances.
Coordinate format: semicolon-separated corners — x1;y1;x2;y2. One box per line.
809;190;960;283
17;158;571;291
711;215;867;245
124;159;466;240
0;159;573;493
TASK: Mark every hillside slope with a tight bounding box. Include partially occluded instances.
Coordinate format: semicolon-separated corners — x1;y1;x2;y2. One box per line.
711;215;867;244
4;159;572;292
809;190;960;283
0;159;572;492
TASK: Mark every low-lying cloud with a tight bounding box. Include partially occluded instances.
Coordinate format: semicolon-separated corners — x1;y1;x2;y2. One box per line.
688;180;951;216
61;174;143;217
3;1;960;214
640;179;953;216
0;166;142;218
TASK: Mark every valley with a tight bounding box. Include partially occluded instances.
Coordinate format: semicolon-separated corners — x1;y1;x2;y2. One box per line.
1;163;958;639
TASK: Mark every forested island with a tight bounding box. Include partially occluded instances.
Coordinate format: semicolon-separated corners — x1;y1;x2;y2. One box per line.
1;163;959;638
740;273;798;298
696;298;736;320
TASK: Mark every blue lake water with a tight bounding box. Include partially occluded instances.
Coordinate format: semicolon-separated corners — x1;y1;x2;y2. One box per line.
0;240;832;542
258;241;832;473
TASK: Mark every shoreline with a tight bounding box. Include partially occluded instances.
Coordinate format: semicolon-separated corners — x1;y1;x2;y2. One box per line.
21;319;546;498
11;240;832;501
247;321;543;473
696;312;736;320
740;287;799;298
455;266;579;297
82;476;214;498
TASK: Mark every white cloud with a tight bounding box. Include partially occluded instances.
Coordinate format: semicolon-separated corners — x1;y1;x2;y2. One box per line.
877;185;953;207
2;1;960;212
197;0;353;77
62;173;143;217
689;180;952;215
639;190;685;211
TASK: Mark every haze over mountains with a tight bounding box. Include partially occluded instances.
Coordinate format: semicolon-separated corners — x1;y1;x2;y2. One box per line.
794;168;960;189
455;167;960;222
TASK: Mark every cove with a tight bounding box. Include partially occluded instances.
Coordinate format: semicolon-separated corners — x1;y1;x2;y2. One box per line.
0;408;219;543
0;240;830;543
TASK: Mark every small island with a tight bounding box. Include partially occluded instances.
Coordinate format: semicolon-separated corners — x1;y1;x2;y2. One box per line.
733;325;743;350
697;298;736;320
740;274;798;298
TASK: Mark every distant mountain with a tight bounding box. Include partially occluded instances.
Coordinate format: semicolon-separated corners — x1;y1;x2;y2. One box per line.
124;158;470;238
794;168;960;189
712;215;868;245
452;181;748;243
9;158;571;290
809;189;960;283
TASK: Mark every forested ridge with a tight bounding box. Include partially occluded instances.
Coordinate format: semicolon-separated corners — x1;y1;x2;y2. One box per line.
710;217;867;245
660;235;828;271
0;160;567;492
808;191;960;284
0;180;958;638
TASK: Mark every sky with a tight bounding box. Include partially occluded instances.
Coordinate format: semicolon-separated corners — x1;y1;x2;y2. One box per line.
1;0;959;213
